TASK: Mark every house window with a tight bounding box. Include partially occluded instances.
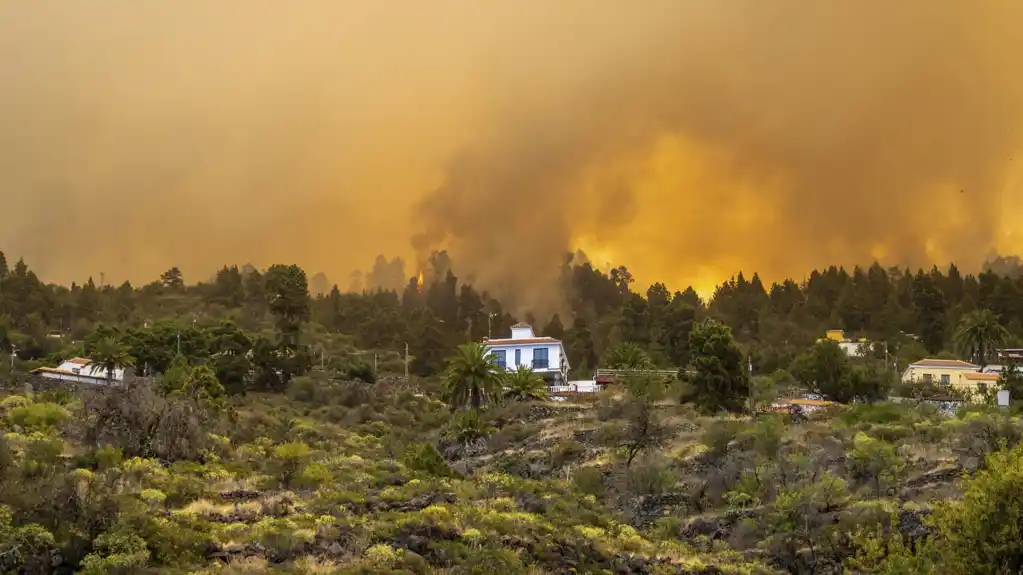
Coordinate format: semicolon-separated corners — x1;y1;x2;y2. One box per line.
533;347;549;369
514;348;521;367
940;374;950;386
491;349;506;369
922;373;933;383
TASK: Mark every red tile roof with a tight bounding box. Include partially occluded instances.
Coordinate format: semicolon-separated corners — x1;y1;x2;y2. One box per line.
910;359;978;369
963;372;1001;381
32;367;74;375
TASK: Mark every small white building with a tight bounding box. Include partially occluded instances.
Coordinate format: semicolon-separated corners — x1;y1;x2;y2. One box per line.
484;323;570;384
31;357;124;385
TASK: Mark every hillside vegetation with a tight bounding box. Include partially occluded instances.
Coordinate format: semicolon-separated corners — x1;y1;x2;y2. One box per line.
4;250;1023;573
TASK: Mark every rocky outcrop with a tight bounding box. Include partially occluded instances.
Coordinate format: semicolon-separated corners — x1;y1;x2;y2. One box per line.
898;508;935;549
625;493;689;527
346;492;457;514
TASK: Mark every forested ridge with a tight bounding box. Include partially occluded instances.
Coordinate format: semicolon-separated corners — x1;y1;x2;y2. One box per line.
7;248;1023;379
4;248;1023;574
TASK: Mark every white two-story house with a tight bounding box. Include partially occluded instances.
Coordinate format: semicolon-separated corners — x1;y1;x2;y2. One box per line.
484;323;570;385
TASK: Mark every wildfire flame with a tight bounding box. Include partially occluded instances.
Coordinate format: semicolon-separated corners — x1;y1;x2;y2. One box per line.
417;270;424;288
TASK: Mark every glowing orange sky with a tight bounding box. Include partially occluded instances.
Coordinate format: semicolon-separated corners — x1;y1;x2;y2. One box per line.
2;1;1022;309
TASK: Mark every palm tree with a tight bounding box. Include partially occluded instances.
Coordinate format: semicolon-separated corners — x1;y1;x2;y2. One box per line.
504;365;549;402
88;336;135;385
953;309;1010;369
442;341;505;410
602;342;654;370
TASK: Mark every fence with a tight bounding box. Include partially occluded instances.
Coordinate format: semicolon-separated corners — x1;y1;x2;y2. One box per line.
594;368;681;381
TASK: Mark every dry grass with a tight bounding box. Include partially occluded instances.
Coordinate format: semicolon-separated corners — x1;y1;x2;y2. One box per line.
222;556;269;574
293;556;339;574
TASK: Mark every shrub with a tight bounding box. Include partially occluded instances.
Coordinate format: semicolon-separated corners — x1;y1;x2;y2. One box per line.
401;442;453;477
551;439;587;468
840;402;909;426
94;445;124;470
287;376;320;403
273;442;313;488
79;530;151;575
487;422;539;451
8;402;71;432
365;544;402;568
847;432;903;497
345;361;376;384
623;456;678;497
446;411;495;444
572;467;606;498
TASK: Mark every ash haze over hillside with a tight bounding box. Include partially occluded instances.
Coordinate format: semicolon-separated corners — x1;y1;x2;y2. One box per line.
2;1;1023;313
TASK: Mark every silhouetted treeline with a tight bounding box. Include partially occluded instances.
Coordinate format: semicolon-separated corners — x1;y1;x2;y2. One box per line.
4;248;1023;378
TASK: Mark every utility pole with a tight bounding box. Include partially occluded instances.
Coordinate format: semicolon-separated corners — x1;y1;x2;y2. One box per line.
748;355;754;413
100;272;105;288
488;313;495;339
176;332;181;356
404;342;410;381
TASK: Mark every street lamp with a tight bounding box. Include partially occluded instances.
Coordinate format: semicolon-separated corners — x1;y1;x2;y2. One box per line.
488;312;496;339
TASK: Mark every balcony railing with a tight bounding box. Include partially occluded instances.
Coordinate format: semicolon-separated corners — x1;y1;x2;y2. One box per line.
532;359;550;369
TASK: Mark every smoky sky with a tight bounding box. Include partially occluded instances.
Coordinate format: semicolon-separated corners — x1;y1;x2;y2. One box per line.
2;1;1023;310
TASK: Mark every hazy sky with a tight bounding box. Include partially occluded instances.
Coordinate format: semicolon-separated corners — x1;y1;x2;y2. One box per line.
2;1;1022;308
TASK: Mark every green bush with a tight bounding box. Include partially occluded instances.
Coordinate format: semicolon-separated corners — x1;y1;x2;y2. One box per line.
487;422;538;451
551;439;587;467
572;466;606;497
273;441;313;488
345;360;376;383
8;402;71;432
624;456;678;496
401;443;453;477
446;411;495;444
840;402;909;426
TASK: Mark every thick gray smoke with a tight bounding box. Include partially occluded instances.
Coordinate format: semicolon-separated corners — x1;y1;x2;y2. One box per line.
2;1;1022;310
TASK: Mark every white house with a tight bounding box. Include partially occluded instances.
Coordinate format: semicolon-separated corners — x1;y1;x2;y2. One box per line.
31;357;124;385
484;323;570;384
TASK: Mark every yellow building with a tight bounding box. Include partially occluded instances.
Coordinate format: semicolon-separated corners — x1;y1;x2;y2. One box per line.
901;358;980;387
957;372;1002;399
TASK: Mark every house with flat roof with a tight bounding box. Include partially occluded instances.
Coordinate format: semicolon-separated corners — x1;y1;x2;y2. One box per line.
483;323;570;385
31;357;124;386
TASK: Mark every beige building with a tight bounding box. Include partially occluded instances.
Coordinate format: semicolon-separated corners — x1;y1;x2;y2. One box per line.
901;358;980;385
901;358;988;394
957;372;1002;399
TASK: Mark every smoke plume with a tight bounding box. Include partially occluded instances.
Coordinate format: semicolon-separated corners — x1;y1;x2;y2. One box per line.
2;1;1023;311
